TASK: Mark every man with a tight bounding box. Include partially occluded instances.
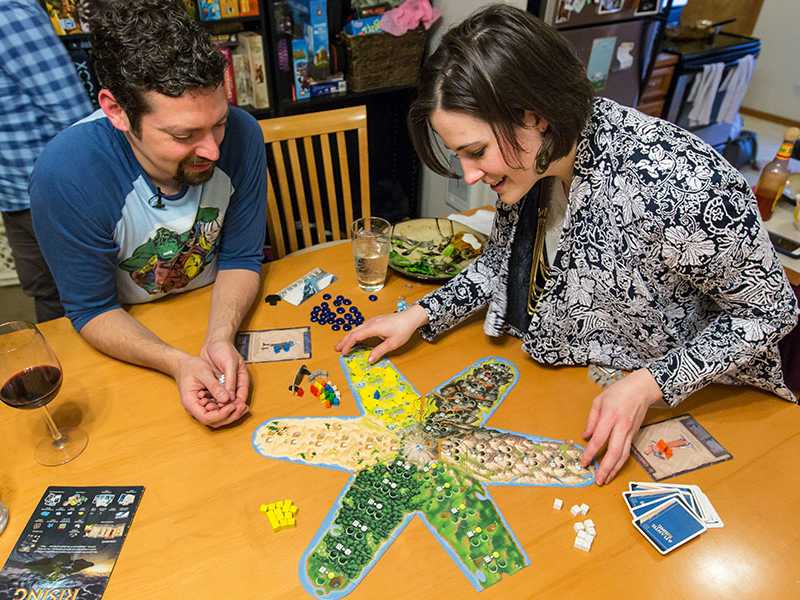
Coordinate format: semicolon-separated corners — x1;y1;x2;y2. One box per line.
30;0;267;428
0;0;93;322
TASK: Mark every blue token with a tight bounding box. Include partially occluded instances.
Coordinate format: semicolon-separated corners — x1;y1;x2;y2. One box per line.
323;293;332;300
343;298;352;305
336;307;345;314
310;316;318;323
343;324;352;331
368;295;378;302
336;318;345;325
349;307;358;313
332;324;341;331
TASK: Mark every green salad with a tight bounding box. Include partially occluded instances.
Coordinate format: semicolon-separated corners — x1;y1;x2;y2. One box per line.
390;231;484;279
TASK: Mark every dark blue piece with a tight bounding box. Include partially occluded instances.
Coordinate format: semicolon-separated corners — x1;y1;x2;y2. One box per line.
343;324;352;331
343;298;352;305
323;293;332;300
336;307;345;314
332;324;341;331
368;295;378;302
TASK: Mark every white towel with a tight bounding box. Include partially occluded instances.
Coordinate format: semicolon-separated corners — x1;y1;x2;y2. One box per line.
687;62;724;128
718;54;755;124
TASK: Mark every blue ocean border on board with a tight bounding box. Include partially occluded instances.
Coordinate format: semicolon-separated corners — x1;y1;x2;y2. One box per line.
251;353;596;599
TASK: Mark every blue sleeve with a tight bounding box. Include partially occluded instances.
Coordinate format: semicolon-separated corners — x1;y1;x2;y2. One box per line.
217;108;266;273
1;3;93;131
30;131;122;332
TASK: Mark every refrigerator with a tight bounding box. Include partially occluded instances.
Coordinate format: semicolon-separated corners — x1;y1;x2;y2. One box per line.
527;0;669;107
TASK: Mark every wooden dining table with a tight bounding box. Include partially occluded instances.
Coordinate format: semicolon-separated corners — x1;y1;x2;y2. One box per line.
1;241;799;599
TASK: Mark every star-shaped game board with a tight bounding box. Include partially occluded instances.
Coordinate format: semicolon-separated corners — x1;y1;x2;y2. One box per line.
253;350;594;598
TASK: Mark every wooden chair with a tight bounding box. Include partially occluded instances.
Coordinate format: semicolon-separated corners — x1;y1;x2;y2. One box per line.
258;105;370;259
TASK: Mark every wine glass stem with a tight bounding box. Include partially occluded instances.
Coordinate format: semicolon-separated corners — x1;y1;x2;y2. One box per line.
40;405;64;444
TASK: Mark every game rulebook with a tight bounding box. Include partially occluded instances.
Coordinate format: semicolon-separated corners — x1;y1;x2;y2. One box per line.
0;486;144;600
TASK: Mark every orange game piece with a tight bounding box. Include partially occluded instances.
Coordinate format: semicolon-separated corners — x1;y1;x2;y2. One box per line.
656;439;672;458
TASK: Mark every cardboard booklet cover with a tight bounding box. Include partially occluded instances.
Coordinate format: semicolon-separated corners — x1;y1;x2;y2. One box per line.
0;486;144;600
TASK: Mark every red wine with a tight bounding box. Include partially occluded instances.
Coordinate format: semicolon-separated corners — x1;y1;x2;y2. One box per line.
1;365;62;409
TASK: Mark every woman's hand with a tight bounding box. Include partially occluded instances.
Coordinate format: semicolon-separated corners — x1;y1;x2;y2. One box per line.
580;368;663;485
335;304;429;363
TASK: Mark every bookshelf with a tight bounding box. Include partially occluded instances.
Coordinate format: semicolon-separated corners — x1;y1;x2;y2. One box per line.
262;1;427;222
49;1;277;118
49;0;426;221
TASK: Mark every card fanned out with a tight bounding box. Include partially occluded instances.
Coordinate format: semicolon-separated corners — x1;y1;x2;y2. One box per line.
625;480;723;555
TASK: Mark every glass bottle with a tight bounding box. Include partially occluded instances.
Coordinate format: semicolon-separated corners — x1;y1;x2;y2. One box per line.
755;127;800;221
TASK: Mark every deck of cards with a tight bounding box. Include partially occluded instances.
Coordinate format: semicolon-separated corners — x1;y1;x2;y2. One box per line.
625;481;723;555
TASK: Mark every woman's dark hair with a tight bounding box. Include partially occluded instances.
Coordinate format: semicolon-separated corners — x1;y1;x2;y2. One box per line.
408;4;593;176
89;0;225;135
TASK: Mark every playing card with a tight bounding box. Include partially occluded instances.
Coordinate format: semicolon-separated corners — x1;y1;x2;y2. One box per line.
629;482;723;528
235;327;311;363
631;414;732;480
632;497;707;554
278;268;336;306
629;492;683;519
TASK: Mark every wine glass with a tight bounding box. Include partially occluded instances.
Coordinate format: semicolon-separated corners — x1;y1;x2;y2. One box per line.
0;321;88;466
0;498;7;535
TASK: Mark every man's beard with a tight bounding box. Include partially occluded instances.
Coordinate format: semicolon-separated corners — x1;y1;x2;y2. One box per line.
175;154;216;186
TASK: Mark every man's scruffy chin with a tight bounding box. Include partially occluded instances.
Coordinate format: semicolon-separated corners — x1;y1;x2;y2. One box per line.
175;156;216;186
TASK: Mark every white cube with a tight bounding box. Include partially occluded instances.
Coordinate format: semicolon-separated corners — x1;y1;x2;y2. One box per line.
553;498;564;510
573;536;592;552
583;519;595;529
573;522;585;532
579;503;590;515
570;504;581;517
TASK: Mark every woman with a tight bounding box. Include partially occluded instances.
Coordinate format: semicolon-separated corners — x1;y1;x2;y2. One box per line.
336;4;798;485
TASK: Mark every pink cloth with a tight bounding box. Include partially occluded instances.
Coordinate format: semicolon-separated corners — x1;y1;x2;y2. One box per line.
380;0;441;36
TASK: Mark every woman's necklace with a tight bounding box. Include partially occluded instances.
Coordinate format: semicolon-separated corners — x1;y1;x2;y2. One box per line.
526;202;550;315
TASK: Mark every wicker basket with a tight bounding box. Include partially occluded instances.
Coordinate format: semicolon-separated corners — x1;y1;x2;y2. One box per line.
342;28;427;92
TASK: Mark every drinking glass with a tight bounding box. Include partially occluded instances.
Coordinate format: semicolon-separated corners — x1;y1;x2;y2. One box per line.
0;499;7;535
351;217;391;292
0;321;88;466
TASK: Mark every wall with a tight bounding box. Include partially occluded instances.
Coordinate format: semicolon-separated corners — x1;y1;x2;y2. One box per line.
742;1;800;122
420;0;527;217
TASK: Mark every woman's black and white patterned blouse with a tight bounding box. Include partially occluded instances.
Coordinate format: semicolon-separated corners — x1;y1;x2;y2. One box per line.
417;97;799;407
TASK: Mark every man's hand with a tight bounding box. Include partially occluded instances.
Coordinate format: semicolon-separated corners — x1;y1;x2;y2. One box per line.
201;339;250;406
580;368;663;485
173;354;248;428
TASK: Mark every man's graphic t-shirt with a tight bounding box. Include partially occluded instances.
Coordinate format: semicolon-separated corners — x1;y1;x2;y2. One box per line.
30;106;266;331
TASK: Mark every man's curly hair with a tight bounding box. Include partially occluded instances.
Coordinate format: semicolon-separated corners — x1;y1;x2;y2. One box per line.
89;0;225;134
